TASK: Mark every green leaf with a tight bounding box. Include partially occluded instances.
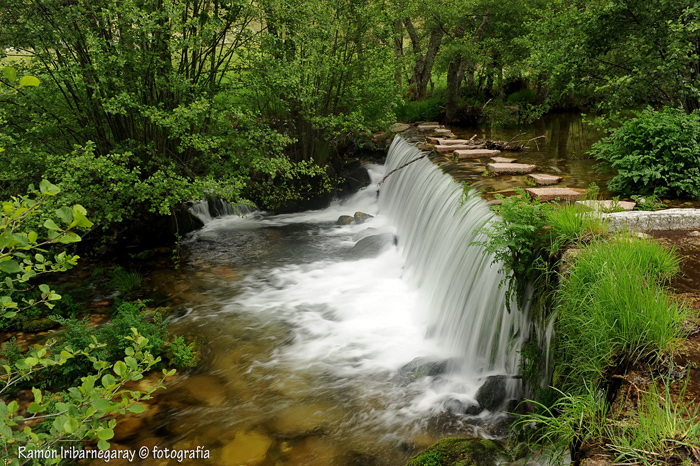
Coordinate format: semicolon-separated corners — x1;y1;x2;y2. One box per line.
56;206;73;224
102;374;116;387
97;439;110;450
44;219;61;231
8;401;18;414
39;284;50;293
3;67;17;85
92;398;110;412
19;76;40;87
127;403;145;414
39;179;60;196
113;360;127;377
0;260;21;274
58;232;81;244
32;387;42;403
97;428;114;440
64;417;79;433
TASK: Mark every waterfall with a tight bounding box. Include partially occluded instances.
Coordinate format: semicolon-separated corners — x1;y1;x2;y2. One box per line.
378;136;531;380
189;198;258;224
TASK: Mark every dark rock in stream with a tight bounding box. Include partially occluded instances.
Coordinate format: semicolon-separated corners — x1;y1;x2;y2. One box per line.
170;203;205;235
443;398;483;416
475;375;508;411
350;233;397;259
353;211;374;224
337;215;355;225
406;438;506;466
394;357;456;385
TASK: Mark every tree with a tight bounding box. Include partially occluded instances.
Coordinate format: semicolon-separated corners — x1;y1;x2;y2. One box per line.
528;0;700;113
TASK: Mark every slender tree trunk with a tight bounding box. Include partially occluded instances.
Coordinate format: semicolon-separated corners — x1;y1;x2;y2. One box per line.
404;17;443;101
445;12;491;122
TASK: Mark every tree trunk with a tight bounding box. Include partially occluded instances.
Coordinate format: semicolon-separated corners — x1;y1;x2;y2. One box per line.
404;17;443;101
444;12;491;122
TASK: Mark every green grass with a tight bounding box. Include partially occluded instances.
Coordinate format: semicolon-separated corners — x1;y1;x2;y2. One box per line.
554;238;687;393
108;267;143;296
607;377;700;465
546;203;608;254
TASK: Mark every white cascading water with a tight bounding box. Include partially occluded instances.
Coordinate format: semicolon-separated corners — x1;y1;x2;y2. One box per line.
379;137;530;379
179;136;533;454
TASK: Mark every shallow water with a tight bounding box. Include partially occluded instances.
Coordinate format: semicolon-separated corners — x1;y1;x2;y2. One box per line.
133;148;521;465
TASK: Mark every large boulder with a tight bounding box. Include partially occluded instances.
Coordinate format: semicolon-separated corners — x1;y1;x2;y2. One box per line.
475;375;508;412
406;438;506;466
350;233;397;258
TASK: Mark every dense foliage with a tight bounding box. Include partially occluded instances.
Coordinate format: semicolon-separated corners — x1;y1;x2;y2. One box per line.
591;107;700;199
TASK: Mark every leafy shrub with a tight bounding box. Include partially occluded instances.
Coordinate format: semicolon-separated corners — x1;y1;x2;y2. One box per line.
395;95;445;122
99;301;167;362
506;89;537;105
591;107;700;199
474;190;552;311
631;194;665;211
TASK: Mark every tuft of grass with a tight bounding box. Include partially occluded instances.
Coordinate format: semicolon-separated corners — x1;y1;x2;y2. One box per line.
554;238;687;393
607;376;700;465
513;386;609;465
108;267;143;296
546;203;608;254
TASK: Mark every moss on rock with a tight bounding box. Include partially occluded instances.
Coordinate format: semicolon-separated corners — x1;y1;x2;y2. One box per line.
406;438;505;466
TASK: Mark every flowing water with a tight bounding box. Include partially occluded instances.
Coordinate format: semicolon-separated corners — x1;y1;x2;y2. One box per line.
137;137;532;465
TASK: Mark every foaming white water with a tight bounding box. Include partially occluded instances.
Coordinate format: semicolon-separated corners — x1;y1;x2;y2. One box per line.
186;141;530;440
379;137;530;380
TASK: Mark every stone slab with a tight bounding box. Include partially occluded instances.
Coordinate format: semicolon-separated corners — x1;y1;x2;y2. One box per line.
526;187;582;201
426;137;445;144
488;163;536;174
604;208;700;232
390;123;411;133
435;144;474;154
418;124;442;132
434;128;453;135
491;157;516;163
576;200;636;212
439;139;473;145
528;174;562;186
455;149;502;158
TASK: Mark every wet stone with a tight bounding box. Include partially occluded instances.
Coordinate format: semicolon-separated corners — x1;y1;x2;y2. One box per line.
487;163;536;174
443;398;483;416
390;123;411;133
526;187;583;201
475;375;508;411
438;139;473;145
337;215;354;225
418;124;441;132
353;211;374;224
426;137;445;144
490;157;516;164
435;144;474;154
434;128;453;135
220;431;272;466
456;149;502;159
576;200;636;212
528;173;562;186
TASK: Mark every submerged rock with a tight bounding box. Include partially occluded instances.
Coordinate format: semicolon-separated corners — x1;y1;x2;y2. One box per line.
354;211;374;224
406;437;506;466
337;215;355;225
400;357;454;378
220;431;272;466
350;233;397;258
475;375;508;412
443;398;483;416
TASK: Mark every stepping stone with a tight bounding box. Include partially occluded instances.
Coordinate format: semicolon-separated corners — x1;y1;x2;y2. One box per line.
435;144;473;154
528;174;562;186
418;124;442;132
491;157;516;163
487;163;536;174
455;149;502;158
434;128;453;135
576;200;636;212
438;139;474;145
390;123;411;133
426;137;445;144
526;188;583;201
